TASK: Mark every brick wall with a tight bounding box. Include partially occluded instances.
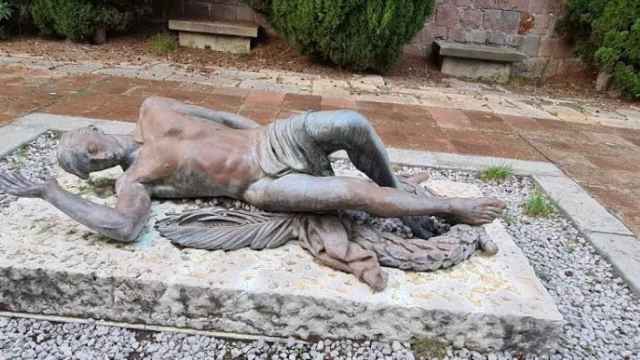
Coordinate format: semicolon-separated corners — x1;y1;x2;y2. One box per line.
408;0;580;79
171;0;580;79
170;0;270;27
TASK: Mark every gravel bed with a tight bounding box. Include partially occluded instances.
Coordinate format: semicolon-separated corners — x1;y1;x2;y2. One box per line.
0;131;60;208
1;135;639;360
0;317;414;360
396;165;640;360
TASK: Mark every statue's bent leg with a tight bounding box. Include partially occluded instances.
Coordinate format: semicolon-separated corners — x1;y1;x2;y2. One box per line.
304;110;442;237
304;111;400;188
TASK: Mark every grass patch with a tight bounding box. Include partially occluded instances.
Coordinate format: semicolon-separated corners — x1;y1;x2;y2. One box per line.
502;213;516;226
524;192;555;218
147;33;178;56
479;165;513;183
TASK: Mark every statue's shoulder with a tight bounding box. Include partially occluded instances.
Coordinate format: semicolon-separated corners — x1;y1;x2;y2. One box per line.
134;114;185;143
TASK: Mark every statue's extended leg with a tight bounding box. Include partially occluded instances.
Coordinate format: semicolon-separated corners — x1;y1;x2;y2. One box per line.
303;111;439;237
245;174;505;225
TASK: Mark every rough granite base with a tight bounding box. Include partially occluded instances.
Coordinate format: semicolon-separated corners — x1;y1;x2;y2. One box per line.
0;162;562;353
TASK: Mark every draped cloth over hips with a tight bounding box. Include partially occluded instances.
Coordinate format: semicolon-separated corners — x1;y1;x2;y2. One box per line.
256;112;334;178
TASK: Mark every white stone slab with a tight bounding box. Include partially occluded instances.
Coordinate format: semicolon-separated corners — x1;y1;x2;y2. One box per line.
0;169;562;352
424;179;484;198
12;113;135;134
331;149;563;177
586;232;640;295
534;175;632;236
0;123;49;158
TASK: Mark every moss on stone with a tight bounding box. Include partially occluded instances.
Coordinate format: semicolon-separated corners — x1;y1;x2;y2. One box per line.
411;337;448;359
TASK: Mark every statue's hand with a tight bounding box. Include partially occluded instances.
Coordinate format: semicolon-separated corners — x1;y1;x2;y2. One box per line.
0;171;57;199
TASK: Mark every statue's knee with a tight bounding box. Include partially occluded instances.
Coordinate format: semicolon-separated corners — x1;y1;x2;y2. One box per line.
140;96;173;115
141;96;160;111
337;110;371;133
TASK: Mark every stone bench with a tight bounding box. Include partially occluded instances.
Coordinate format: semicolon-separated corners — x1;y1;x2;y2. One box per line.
434;40;526;84
169;19;258;55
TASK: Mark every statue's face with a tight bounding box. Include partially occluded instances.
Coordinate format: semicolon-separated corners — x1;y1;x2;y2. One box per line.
58;126;124;179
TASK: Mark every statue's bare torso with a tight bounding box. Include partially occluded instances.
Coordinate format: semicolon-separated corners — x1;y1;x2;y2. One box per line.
127;110;265;199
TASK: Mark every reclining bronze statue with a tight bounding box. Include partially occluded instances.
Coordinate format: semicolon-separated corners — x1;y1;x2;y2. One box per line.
0;96;505;290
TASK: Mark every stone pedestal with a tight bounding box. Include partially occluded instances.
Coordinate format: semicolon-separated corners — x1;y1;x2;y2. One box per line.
0;169;562;353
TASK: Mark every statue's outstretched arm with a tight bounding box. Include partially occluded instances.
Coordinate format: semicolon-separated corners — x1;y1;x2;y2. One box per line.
142;96;261;129
0;172;151;243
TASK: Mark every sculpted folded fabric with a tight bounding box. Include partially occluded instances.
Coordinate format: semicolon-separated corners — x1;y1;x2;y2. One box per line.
156;208;488;291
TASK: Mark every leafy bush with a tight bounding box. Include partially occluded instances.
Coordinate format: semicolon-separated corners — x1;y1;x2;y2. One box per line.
560;0;640;98
0;0;13;38
31;0;149;42
0;0;34;39
243;0;435;72
0;1;12;21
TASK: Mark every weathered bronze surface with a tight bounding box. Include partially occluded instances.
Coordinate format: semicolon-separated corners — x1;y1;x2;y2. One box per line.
0;97;505;290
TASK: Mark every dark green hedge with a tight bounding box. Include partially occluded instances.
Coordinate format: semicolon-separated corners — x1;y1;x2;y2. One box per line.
244;0;434;72
560;0;640;98
30;0;149;42
0;1;11;38
0;0;33;39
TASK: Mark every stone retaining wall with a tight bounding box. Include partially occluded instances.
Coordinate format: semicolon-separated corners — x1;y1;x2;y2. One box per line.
169;0;580;79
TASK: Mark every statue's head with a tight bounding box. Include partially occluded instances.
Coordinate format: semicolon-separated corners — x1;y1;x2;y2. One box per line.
57;125;126;179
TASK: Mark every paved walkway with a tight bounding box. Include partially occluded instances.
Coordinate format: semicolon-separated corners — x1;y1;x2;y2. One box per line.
1;61;639;237
3;53;640;128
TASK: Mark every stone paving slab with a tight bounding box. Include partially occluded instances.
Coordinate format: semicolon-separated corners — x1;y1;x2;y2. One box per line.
0;167;562;352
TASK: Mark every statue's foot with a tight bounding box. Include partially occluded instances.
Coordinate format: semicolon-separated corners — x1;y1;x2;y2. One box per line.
449;198;506;225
